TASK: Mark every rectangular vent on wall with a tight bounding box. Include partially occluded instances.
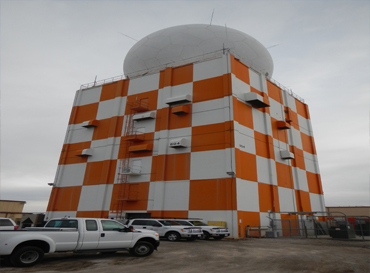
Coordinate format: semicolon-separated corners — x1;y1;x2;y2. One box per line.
133;111;156;121
76;148;93;157
277;121;291;129
244;92;270;108
172;105;190;115
280;150;294;159
165;94;192;105
169;138;187;148
81;120;98;128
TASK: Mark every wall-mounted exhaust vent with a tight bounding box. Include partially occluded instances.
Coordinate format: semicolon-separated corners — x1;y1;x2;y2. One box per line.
277;121;291;129
280;150;294;159
81;120;98;128
169;138;187;148
133;111;156;121
76;148;93;157
165;94;192;105
122;168;141;176
244;92;270;108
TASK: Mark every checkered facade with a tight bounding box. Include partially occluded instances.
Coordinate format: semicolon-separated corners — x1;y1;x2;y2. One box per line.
46;53;325;237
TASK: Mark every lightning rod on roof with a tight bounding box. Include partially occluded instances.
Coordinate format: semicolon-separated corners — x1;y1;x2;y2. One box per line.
210;8;214;25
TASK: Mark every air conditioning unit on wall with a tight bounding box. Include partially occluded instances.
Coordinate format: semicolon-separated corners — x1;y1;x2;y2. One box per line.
169;138;187;148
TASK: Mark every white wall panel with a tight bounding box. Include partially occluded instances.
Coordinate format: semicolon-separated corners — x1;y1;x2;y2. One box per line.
77;86;102;106
278;187;296;212
193;57;224;82
77;184;112;211
256;156;277;185
190;150;227;180
236;178;259;211
128;73;160;95
162;180;190;210
57;163;86;187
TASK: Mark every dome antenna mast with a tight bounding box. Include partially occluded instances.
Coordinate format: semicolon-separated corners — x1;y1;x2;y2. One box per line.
210;8;215;25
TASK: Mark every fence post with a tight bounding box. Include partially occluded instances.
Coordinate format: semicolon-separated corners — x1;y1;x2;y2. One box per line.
258;226;261;238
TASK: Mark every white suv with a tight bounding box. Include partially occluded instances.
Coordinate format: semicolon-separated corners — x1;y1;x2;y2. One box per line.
174;219;230;240
127;219;202;241
0;217;18;230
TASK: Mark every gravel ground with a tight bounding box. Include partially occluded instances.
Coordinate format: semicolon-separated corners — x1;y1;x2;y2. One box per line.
1;238;369;273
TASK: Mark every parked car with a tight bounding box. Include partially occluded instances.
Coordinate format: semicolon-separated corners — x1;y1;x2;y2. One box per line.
127;219;202;241
0;217;160;267
174;219;230;240
0;217;17;230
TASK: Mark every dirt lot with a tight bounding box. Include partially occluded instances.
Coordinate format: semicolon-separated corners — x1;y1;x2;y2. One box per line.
1;238;369;273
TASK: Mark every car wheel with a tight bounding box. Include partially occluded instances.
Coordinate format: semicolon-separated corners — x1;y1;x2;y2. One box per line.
166;231;181;241
10;246;44;267
199;231;210;240
129;241;154;257
213;235;225;240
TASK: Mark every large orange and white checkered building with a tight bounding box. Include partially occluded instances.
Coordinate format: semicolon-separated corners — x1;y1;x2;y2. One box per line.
46;24;325;237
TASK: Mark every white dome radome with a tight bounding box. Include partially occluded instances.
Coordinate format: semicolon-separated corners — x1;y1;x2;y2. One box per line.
123;24;274;78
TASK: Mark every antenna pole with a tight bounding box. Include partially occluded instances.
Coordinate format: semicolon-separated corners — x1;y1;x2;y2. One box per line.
210;8;214;25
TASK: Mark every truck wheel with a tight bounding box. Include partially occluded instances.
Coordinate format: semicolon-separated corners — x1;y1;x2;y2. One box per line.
166;232;181;242
10;246;44;267
213;235;225;240
199;231;210;240
129;241;154;257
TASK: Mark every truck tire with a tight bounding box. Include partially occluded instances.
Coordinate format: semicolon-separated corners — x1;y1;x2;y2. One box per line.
199;231;210;240
10;246;44;267
129;241;154;257
166;232;181;242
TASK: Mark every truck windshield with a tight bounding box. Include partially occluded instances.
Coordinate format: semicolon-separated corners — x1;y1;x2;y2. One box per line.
159;220;180;226
45;220;78;228
190;221;208;226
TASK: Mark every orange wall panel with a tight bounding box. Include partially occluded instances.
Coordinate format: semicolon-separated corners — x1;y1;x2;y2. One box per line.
92;116;124;140
47;186;81;211
155;108;170;131
230;55;250;84
266;81;282;103
189;178;236;210
83;160;117;185
192;121;234;152
276;162;294;189
233;97;253;129
254;131;274;159
69;103;99;125
258;183;280;212
172;64;193;86
295;99;310;119
58;141;91;165
235;149;257;182
151;153;190;181
301;132;317;155
306;172;323;194
193;76;225;103
295;190;312;212
100;79;129;101
237;211;260;237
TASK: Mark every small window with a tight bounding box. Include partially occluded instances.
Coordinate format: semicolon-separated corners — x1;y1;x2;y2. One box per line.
45;220;78;228
146;220;161;227
159;220;180;226
0;219;13;226
176;220;192;226
85;220;98;231
101;220;124;231
132;220;147;225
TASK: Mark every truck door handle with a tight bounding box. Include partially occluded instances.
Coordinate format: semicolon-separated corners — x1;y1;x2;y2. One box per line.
142;227;146;229
101;233;105;237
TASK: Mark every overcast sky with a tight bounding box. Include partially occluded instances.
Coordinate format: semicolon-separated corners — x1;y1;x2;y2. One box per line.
1;0;369;213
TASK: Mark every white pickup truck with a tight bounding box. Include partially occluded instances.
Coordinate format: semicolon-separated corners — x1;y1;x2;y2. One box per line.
127;219;203;241
0;217;160;267
174;219;230;240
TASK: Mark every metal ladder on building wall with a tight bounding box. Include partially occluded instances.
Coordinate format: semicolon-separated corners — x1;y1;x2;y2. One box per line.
113;98;149;219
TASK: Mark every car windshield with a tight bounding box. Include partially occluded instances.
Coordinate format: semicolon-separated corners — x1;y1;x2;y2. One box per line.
190;221;208;226
175;221;192;226
159;220;180;226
